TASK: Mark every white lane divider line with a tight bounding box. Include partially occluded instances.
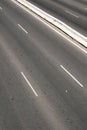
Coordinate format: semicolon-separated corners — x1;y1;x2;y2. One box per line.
18;24;28;34
21;72;38;97
60;65;84;88
0;6;2;10
65;10;79;18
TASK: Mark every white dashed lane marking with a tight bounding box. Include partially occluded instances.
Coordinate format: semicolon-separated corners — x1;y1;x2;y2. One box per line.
65;10;79;18
21;72;38;97
60;65;84;88
18;24;28;34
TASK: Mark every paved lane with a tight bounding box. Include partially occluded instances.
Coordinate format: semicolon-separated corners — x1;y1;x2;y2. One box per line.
0;0;87;129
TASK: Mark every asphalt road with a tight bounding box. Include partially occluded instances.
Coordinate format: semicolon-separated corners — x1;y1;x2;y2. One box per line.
0;0;87;130
27;0;87;36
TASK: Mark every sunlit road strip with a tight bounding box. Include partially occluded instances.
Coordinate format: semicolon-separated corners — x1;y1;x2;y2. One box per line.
0;6;2;10
60;65;84;88
18;24;28;34
21;72;38;97
65;10;79;18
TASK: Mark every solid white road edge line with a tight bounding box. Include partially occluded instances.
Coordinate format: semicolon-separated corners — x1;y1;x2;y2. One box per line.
15;0;87;48
21;72;38;97
12;0;87;53
60;65;84;88
38;19;87;54
18;24;28;34
65;10;79;18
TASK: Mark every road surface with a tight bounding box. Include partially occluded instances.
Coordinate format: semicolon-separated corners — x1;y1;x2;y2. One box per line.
0;0;87;130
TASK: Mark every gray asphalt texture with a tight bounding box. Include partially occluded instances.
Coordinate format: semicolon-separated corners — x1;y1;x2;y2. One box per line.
0;0;87;130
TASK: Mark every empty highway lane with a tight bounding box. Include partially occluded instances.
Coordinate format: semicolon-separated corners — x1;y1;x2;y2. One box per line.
0;0;87;130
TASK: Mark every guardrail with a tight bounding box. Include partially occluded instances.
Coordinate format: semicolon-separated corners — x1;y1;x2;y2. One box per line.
16;0;87;48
